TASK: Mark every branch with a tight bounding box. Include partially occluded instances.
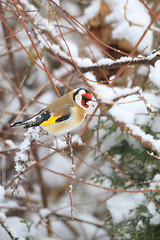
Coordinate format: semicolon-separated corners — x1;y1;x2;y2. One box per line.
66;133;75;221
12;0;60;98
79;50;160;73
106;111;160;154
0;217;15;240
50;213;105;229
36;162;160;194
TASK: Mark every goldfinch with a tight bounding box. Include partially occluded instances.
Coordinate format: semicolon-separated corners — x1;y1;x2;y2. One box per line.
10;88;93;135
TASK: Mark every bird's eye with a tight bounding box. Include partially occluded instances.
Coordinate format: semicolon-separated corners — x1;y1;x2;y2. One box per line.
82;96;88;102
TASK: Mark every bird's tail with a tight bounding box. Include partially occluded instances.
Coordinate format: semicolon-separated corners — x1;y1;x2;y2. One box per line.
10;108;47;129
10;119;30;128
10;109;45;129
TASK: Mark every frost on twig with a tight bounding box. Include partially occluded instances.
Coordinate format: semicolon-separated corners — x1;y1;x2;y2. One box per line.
66;132;75;221
14;128;40;187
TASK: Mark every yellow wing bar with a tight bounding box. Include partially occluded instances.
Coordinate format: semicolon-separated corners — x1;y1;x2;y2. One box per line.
40;115;61;126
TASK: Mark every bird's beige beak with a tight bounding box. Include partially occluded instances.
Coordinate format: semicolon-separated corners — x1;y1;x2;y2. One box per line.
87;100;94;107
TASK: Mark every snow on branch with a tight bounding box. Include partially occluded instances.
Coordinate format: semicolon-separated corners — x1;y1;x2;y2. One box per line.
107;110;160;154
1;0;160;238
79;50;160;73
92;83;160;154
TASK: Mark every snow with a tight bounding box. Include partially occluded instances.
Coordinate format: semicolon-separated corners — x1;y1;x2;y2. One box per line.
42;152;71;187
109;104;135;124
0;186;5;202
61;40;79;58
137;65;149;76
147;202;160;225
52;212;107;240
72;134;83;145
84;44;104;60
108;93;160;153
149;60;160;87
24;127;40;141
106;192;145;223
89;80;160;153
10;218;45;240
14;128;40;174
5;216;35;239
14;136;30;172
75;50;160;72
53;64;74;79
76;54;151;70
84;72;97;83
76;57;94;68
40;208;51;218
4;140;16;149
84;0;101;21
79;0;101;25
62;2;81;16
105;0;153;53
1;0;160;239
54;0;60;6
92;83;140;103
149;174;160;190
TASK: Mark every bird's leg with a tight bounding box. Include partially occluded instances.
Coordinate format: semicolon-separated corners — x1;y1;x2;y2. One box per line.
66;132;75;221
66;132;72;144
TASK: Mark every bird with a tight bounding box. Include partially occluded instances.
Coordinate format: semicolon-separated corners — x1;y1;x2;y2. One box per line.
10;88;93;135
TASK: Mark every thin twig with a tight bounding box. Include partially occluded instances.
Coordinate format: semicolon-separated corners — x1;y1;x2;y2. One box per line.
66;132;75;221
0;217;15;240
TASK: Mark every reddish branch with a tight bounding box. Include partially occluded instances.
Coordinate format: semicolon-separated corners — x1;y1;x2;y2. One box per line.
4;145;160;210
32;141;52;235
5;152;160;195
36;162;160;196
12;0;60;98
20;183;55;236
140;0;160;21
130;9;160;56
51;0;129;59
112;5;160;82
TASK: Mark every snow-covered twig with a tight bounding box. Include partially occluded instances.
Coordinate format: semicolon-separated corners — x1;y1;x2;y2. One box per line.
79;51;160;73
66;132;75;221
107;111;160;154
0;216;15;240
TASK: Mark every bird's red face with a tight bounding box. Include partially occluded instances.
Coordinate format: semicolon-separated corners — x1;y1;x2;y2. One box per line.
73;88;93;109
81;92;92;108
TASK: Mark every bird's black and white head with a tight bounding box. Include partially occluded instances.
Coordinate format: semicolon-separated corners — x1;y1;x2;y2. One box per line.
73;88;93;110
